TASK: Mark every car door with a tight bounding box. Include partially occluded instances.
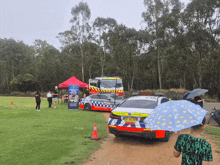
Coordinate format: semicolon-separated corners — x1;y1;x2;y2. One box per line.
90;94;100;103
99;94;110;103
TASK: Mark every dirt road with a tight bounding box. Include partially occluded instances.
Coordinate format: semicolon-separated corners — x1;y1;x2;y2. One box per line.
82;103;220;165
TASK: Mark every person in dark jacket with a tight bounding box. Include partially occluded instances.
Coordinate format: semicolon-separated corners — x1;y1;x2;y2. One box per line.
191;96;204;108
83;88;90;98
34;90;42;111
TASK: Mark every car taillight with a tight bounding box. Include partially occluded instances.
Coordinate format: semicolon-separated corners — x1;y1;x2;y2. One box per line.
140;117;146;122
110;112;121;120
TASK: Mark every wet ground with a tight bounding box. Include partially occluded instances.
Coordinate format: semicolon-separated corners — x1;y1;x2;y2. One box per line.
82;103;220;165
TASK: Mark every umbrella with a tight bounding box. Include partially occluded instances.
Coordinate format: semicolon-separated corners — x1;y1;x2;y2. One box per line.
144;100;207;132
185;88;208;100
183;91;191;100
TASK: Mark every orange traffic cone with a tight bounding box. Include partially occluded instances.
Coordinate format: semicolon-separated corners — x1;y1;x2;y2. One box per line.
91;124;100;140
10;101;13;105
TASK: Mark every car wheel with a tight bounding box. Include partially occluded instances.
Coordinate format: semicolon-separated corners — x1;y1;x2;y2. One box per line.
84;103;91;111
160;131;170;142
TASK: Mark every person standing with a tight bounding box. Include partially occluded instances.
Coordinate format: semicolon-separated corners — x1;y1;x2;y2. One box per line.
53;86;59;108
83;88;90;98
173;117;213;165
47;91;52;108
194;96;205;108
34;90;42;111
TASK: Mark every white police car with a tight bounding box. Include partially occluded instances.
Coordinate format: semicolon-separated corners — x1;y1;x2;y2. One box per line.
79;93;124;111
108;95;171;141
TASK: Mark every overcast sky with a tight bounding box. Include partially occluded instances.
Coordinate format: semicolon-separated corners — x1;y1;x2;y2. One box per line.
0;0;190;50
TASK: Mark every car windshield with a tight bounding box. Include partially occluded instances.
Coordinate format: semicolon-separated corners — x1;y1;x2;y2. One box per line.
101;79;122;88
118;100;158;109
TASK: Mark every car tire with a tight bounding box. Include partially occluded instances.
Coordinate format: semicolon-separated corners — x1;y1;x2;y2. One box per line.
160;131;170;142
84;103;91;111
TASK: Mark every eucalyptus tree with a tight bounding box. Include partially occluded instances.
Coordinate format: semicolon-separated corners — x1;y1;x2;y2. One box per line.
70;1;91;82
159;0;192;89
105;24;139;90
142;0;169;89
85;33;101;79
93;17;117;76
60;44;82;81
56;30;77;49
183;0;220;88
32;40;60;91
0;38;35;93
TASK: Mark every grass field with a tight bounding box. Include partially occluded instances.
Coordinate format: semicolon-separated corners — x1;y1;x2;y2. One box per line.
205;126;220;153
0;97;108;165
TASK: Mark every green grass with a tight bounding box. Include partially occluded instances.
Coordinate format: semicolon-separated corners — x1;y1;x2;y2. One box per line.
0;97;108;165
205;126;220;153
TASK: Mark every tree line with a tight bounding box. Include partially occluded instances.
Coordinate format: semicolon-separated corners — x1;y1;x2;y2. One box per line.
0;0;220;97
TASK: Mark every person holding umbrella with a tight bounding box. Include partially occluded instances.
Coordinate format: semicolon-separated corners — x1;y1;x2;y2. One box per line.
173;117;213;164
191;96;205;108
183;88;208;108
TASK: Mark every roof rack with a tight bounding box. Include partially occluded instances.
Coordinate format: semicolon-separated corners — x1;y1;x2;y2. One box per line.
138;91;154;96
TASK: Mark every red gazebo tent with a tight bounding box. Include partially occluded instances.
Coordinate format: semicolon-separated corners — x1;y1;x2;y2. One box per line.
58;76;89;88
58;76;89;103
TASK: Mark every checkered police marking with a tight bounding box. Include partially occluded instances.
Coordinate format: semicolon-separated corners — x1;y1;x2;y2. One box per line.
108;117;150;129
79;101;114;109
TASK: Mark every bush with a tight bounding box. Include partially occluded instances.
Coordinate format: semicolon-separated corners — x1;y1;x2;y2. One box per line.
11;91;21;96
164;91;184;100
169;88;188;93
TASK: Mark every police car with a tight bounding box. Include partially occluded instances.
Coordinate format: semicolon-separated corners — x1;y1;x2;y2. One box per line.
108;95;171;141
79;93;124;111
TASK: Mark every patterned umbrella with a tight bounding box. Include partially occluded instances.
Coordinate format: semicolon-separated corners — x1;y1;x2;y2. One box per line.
144;100;207;132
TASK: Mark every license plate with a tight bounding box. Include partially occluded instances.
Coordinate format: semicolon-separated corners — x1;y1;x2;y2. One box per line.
125;117;136;123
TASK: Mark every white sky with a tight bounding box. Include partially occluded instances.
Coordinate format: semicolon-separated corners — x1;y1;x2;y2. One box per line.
0;0;190;50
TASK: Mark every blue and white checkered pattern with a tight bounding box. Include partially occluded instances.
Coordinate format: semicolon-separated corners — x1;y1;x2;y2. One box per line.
108;117;149;129
80;101;114;109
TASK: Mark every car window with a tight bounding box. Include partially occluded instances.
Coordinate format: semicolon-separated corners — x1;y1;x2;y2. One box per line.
90;95;100;99
118;100;158;109
99;95;108;99
161;98;169;103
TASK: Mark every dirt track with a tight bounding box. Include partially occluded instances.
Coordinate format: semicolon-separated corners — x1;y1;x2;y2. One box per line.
82;103;220;165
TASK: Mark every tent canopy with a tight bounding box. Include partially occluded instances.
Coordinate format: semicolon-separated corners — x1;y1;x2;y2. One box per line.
58;76;89;88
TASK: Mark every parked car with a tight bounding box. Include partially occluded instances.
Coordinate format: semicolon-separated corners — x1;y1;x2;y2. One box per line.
108;95;171;141
79;93;124;111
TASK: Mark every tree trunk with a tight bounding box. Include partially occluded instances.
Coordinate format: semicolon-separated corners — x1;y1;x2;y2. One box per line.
183;71;186;89
81;48;84;82
157;49;162;89
198;52;202;88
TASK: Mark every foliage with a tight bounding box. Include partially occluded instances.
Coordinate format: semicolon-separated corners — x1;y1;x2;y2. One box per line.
164;91;185;100
1;0;220;99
